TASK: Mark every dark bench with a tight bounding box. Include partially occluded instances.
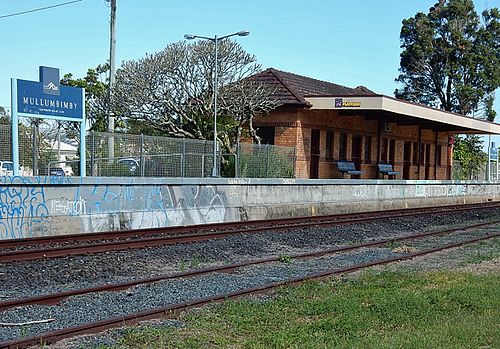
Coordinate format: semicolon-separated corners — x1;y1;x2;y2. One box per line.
337;161;362;178
378;163;400;179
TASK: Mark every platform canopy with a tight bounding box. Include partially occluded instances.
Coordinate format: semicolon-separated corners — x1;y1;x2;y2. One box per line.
250;68;500;135
305;95;500;135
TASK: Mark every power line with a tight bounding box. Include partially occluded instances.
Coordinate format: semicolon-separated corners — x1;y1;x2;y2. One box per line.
0;0;83;20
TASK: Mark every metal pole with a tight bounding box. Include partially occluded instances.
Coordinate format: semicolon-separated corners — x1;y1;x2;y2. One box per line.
266;144;270;178
235;141;240;178
201;155;205;178
487;135;491;181
107;0;117;160
79;87;87;177
497;147;499;181
140;134;145;177
11;78;20;176
212;35;218;177
32;121;38;176
181;138;186;177
90;131;95;176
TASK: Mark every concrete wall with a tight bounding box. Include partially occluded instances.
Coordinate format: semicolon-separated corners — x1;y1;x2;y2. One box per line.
0;175;499;240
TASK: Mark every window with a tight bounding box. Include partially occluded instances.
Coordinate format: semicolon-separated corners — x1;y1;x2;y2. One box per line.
352;135;362;162
381;138;388;163
339;132;347;160
256;127;275;145
389;139;396;163
326;130;334;160
364;136;372;163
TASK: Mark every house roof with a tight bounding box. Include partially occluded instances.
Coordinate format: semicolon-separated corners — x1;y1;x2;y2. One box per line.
250;68;377;107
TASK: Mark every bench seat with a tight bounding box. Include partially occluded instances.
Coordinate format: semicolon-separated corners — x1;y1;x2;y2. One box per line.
378;163;400;178
337;161;362;178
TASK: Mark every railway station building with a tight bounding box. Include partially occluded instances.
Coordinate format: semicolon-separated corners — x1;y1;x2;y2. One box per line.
251;68;500;180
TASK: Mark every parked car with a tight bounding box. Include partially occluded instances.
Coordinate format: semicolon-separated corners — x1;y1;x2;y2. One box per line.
0;161;14;176
116;158;139;173
48;167;66;176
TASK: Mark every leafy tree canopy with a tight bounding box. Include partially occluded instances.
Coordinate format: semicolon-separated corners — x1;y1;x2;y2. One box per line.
395;0;500;121
61;64;112;132
0;106;9;124
453;134;487;179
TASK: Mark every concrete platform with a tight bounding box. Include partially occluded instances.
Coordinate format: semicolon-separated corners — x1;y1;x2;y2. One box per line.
0;176;499;240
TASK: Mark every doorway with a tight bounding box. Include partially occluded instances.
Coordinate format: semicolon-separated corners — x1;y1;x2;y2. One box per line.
310;129;320;179
403;142;411;179
425;144;432;179
352;135;362;168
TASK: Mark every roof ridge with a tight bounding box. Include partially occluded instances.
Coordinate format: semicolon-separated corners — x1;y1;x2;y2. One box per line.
267;68;311;106
269;68;355;93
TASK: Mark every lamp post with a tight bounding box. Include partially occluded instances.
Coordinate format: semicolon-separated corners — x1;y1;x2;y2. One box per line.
184;30;250;177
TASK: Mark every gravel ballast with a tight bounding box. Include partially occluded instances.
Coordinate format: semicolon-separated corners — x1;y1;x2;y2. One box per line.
0;207;499;344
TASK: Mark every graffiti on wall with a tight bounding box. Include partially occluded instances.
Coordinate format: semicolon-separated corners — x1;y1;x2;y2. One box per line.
50;197;87;215
84;182;228;232
0;176;51;239
1;175;232;239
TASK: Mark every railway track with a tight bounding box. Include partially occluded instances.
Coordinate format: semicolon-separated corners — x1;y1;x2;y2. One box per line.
0;219;498;348
1;202;499;263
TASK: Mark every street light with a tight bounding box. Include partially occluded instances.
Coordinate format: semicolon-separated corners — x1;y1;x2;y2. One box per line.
184;30;250;177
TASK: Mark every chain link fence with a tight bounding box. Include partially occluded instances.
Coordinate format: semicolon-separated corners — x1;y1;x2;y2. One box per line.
85;132;216;177
1;124;296;178
235;143;296;178
0;122;59;176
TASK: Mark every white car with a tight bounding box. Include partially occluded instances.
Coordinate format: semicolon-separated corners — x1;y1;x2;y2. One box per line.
116;158;139;173
0;161;14;176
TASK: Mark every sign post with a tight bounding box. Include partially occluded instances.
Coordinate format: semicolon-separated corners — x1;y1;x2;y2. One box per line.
11;67;86;176
488;141;498;182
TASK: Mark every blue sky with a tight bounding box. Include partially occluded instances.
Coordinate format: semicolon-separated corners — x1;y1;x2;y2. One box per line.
0;0;499;147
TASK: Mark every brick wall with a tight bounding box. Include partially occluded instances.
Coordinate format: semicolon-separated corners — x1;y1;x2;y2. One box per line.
255;107;452;180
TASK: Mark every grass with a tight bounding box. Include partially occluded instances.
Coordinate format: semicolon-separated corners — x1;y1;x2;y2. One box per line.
462;239;500;264
108;270;500;349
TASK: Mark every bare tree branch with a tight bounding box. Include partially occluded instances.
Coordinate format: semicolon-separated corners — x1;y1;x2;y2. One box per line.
113;40;278;149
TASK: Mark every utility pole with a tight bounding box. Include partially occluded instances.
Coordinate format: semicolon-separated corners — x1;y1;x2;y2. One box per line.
107;0;116;159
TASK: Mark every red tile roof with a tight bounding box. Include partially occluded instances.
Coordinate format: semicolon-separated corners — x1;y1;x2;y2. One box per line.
251;68;377;107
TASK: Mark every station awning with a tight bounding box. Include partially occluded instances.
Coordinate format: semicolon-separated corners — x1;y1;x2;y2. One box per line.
305;95;500;134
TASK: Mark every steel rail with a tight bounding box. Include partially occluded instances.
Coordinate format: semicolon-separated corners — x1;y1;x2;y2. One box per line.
1;201;498;250
1;232;498;349
1;220;498;312
1;203;499;263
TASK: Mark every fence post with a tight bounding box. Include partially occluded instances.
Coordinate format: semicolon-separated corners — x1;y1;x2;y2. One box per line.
235;142;240;178
181;138;186;177
89;131;95;176
201;155;205;178
265;144;270;178
32;122;38;176
140;134;145;177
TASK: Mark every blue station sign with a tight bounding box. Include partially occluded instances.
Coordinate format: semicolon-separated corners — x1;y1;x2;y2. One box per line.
490;145;498;160
16;66;83;120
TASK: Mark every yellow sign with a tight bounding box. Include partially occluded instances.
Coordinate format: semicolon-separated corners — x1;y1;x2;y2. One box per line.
342;101;361;107
334;98;361;108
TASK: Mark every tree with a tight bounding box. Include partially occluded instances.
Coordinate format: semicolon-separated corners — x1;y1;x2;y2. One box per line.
0;106;9;124
453;134;487;179
61;64;111;132
112;39;277;151
395;0;500;120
